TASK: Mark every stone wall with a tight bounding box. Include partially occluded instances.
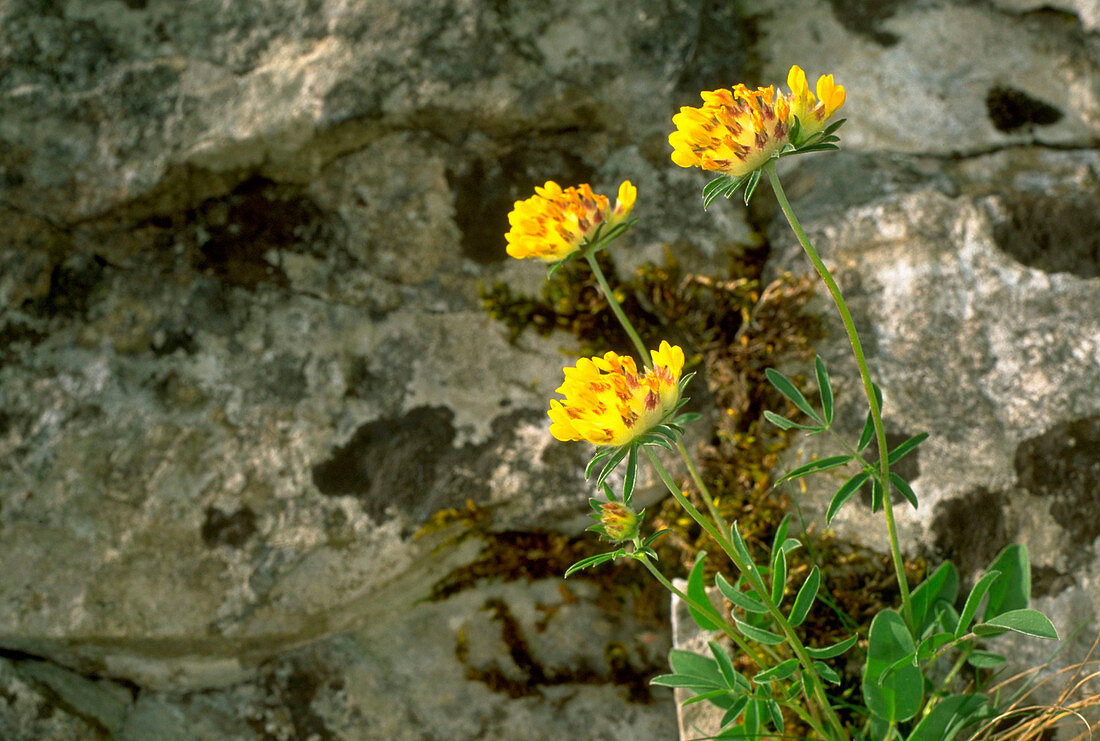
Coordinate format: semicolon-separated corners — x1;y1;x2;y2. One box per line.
1;0;1097;739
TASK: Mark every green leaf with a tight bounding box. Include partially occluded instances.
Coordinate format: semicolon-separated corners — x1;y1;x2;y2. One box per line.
733;617;785;645
764;368;823;423
888;433;929;465
716;696;750;731
788;566;820;627
671;412;703;427
863;609;923;722
716;573;767;613
709;641;750;691
955;569;1001;638
752;659;799;684
823;118;847;136
669;648;725;686
762;410;822;431
742;169;762;205
765;698;784;734
975;609;1058;640
857;384;884;451
815;356;834;425
595;446;629;489
643;529;670;548
650;673;721;690
870;477;885;512
777;455;852;484
771;548;787;606
967;650;1007;668
728;521;757;572
915;632;955;663
827;471;871;524
688;552;724;631
906;694;988;741
622;446;638;506
911;560;959;636
878;652;917;686
889;472;919;509
680;688;733;706
982;544;1030;620
806;634;858;659
564;551;621;577
815;661;841;685
770;515;790;565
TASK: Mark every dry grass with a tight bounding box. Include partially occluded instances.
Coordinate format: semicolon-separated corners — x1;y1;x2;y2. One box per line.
968;635;1100;741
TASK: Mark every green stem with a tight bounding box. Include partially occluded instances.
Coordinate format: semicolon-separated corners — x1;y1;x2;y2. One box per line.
675;439;726;530
634;553;770;670
584;252;651;367
764;162;914;632
646;448;850;741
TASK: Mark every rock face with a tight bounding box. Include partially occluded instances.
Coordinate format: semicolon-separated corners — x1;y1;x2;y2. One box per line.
2;0;1098;739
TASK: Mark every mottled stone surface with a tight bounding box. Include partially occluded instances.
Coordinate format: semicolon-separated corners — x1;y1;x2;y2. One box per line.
3;0;1099;738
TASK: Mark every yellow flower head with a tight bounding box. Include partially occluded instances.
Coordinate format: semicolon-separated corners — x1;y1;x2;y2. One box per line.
505;180;636;262
548;341;686;447
669;66;845;175
786;65;846;140
669;84;792;177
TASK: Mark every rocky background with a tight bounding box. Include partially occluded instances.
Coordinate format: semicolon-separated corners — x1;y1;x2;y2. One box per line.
1;0;1098;739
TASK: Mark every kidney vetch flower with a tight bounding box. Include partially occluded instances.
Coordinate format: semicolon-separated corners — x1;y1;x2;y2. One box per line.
548;341;685;447
505;180;636;262
669;65;845;177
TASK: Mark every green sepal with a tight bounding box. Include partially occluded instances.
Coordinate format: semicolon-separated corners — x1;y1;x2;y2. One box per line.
594;446;629;489
742;169;763;205
622;446;638;506
585;446;616;480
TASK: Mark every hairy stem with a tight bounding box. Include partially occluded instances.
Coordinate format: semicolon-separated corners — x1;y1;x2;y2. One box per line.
765;162;914;632
584;252;651;366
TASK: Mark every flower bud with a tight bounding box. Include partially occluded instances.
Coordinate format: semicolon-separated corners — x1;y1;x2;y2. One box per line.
600;501;639;542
